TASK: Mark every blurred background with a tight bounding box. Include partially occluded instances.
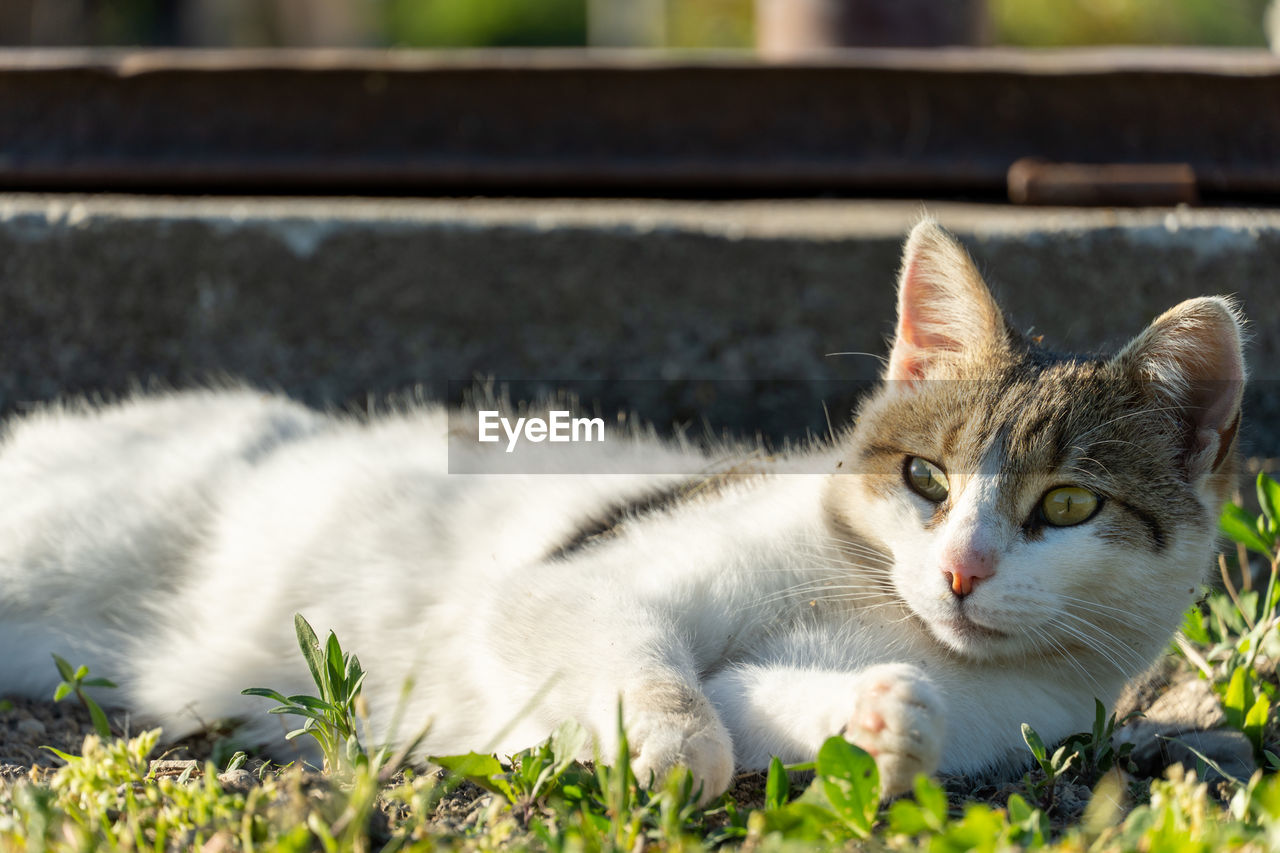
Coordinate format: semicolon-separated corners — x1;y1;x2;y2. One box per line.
1;0;1279;461
0;0;1272;49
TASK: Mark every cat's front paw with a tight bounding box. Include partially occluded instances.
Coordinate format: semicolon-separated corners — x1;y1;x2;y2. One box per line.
842;663;944;797
624;680;735;805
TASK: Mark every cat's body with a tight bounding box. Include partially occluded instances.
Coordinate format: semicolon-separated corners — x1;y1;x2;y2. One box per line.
0;222;1246;799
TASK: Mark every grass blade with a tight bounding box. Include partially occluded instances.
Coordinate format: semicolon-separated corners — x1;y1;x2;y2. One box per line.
1222;504;1274;557
86;699;112;738
1257;473;1280;530
241;687;291;704
51;654;75;682
765;756;789;810
294;613;326;692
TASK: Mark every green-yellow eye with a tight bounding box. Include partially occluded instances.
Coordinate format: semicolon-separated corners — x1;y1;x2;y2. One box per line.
906;457;949;503
1041;486;1099;527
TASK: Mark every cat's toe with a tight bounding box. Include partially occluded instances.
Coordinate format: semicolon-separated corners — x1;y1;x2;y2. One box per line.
629;714;734;805
843;663;944;797
624;681;735;804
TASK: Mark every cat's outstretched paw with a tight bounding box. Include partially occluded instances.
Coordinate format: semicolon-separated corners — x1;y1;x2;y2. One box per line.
842;663;944;797
624;680;735;805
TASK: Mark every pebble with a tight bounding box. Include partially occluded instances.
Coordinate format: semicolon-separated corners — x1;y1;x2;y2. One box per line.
1142;675;1225;730
217;768;259;793
14;719;45;738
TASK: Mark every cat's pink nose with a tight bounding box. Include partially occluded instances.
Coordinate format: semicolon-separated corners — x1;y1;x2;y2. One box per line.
942;549;996;598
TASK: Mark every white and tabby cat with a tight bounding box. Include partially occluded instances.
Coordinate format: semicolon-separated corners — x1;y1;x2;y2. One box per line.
0;221;1245;800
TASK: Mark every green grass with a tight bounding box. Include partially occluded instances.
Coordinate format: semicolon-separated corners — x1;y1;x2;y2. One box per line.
242;613;375;776
2;473;1279;851
50;655;116;740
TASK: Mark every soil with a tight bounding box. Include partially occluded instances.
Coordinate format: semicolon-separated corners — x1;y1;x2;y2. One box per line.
0;695;102;777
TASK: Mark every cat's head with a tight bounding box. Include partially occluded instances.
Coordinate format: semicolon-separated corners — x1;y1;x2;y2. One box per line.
825;220;1245;671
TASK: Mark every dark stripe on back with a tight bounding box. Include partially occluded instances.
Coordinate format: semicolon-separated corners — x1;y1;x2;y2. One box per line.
542;471;763;562
542;480;695;562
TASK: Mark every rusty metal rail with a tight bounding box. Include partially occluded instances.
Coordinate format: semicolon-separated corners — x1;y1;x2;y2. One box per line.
2;47;1280;197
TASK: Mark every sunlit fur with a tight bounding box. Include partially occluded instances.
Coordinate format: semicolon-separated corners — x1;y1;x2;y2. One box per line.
0;221;1245;801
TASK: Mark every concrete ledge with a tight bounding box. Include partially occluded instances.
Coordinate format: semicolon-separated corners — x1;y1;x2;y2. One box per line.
1;195;1276;455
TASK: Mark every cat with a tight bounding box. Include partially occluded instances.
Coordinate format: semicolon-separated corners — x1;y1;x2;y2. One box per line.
0;220;1245;803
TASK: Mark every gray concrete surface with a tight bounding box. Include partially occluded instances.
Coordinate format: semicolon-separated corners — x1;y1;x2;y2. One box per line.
0;195;1276;456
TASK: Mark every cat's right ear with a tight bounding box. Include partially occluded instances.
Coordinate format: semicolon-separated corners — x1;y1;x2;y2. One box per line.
1113;296;1247;482
886;220;1007;384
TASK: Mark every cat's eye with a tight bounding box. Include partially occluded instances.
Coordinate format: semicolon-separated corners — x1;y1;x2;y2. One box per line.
905;457;949;503
1040;486;1100;527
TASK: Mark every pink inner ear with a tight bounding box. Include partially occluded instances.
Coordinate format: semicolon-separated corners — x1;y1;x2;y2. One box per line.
886;346;925;384
887;259;954;384
885;221;1005;385
887;330;939;384
886;288;926;383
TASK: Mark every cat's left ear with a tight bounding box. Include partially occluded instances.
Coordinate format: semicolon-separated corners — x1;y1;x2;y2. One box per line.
1114;296;1246;480
887;220;1008;383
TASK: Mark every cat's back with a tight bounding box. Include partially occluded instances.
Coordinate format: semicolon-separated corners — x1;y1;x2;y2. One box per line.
2;388;323;473
0;389;325;590
0;388;718;590
190;402;727;594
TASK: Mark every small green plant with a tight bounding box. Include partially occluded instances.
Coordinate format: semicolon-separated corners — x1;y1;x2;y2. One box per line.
764;755;788;810
1188;472;1280;760
435;720;590;824
1223;665;1273;760
50;654;116;738
1018;703;1138;815
434;706;710;847
242;613;371;774
749;736;880;842
889;775;1049;851
1220;472;1280;567
1021;722;1077;809
1060;699;1139;780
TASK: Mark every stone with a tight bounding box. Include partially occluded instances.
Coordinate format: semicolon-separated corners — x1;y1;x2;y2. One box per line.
13;719;45;738
216;768;259;793
1141;675;1225;732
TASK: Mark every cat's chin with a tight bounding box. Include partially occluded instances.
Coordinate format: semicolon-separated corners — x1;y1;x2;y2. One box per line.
926;613;1012;658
